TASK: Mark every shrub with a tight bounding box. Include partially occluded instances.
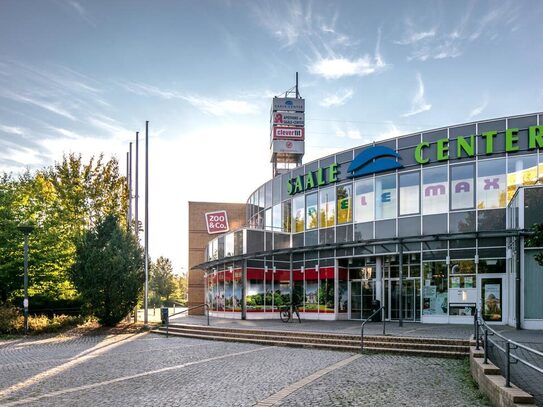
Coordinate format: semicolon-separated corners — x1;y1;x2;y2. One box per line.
0;306;88;335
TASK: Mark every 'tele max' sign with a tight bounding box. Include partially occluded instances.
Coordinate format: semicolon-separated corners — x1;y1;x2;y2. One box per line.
205;211;229;234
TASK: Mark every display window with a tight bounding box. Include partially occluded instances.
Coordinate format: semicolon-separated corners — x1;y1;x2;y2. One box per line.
292;195;305;232
337;184;353;224
354;178;374;223
422;262;448;316
477;159;506;209
319;186;336;228
450;164;475;210
306;193;318;230
246;268;265;312
375;174;396;220
423;166;448;215
506;155;538;203
399;172;420;215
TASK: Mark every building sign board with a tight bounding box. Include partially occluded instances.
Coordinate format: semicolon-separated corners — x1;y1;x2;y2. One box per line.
273;126;304;140
271;140;305;154
285;125;543;195
272;97;305;112
205;211;229;234
272;112;304;126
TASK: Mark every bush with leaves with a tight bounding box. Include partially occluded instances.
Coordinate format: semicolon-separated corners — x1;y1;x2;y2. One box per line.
69;215;143;326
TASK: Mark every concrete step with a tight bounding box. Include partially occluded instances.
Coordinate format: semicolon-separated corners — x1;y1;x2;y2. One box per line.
161;326;468;353
152;327;469;358
165;323;470;346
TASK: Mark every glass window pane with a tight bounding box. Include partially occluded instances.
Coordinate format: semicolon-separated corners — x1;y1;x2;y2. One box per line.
265;208;272;230
265;181;272;208
292;195;305;233
375;174;396;220
306;193;318;230
319;186;335;228
450;164;475;210
507;155;538;202
282;200;291;232
337;184;353;224
354;178;374;223
272;204;281;231
399;172;420;215
477;159;506;209
422;262;448;316
423;166;448;215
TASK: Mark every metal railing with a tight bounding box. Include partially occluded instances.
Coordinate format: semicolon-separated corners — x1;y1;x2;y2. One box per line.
164;303;210;337
360;306;386;351
475;310;543;404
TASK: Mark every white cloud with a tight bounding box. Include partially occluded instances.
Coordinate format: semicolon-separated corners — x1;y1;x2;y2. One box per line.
309;29;386;79
182;96;258;116
320;89;354;108
119;81;259;116
1;91;76;120
402;73;432;117
0;124;24;135
394;29;436;45
377;122;403;141
468;95;489;119
309;56;385;79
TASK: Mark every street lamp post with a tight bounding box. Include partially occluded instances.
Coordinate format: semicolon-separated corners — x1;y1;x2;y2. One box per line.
17;225;34;335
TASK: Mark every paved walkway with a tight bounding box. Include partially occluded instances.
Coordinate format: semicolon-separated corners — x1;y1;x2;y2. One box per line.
171;315;475;339
0;333;490;406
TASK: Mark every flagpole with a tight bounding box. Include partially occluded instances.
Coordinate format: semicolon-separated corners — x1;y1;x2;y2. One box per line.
144;121;149;327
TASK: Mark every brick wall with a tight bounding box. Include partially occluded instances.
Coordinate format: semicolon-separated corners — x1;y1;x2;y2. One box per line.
188;201;246;315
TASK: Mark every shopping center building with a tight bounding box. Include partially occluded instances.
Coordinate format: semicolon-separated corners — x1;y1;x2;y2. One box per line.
191;110;543;329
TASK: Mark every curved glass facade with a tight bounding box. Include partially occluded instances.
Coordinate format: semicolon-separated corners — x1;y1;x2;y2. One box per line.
201;113;543;324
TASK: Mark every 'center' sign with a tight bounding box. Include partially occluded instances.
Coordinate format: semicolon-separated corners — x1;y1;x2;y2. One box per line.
205;211;229;234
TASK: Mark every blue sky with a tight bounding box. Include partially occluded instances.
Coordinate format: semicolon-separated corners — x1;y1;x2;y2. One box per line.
1;0;542;273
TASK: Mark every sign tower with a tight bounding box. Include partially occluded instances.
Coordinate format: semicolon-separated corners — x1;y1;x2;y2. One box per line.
270;73;305;177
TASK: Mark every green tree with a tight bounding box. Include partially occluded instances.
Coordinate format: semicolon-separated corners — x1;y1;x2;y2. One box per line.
150;257;176;306
0;154;128;309
69;215;143;326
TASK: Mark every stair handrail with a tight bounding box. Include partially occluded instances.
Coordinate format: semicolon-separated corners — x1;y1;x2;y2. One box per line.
476;309;543;390
360;306;386;351
165;303;210;337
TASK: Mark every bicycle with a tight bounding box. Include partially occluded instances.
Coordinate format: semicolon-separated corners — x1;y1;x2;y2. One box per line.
279;304;301;323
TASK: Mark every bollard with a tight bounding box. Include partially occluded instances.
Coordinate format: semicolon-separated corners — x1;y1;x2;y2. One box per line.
483;329;489;364
505;341;511;387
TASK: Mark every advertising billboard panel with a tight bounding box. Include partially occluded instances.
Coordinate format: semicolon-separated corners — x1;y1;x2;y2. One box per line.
272;97;305;112
205;210;230;234
271;140;305;154
273;126;304;140
271;112;304;126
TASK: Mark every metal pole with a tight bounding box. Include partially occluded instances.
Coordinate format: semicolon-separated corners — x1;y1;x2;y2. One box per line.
128;142;133;230
144;121;149;327
295;72;299;98
505;341;511;387
475;313;480;350
135;132;139;238
23;232;29;335
484;329;489;364
126;151;130;230
399;244;403;327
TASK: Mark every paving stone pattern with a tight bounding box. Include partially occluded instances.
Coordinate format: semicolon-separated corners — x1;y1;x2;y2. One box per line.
0;333;489;406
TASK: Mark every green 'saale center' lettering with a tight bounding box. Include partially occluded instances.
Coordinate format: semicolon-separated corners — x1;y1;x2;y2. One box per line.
287;163;338;195
414;126;543;164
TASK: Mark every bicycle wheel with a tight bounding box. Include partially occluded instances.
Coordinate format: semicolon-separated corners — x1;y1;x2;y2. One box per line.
280;309;290;322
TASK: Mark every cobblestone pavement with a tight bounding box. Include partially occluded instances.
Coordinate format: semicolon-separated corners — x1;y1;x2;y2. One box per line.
0;333;489;406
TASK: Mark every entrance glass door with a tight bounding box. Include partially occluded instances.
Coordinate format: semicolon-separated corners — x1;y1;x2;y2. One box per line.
385;279;417;321
349;280;375;320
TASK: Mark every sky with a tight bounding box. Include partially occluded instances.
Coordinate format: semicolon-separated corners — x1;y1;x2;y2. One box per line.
1;0;542;274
